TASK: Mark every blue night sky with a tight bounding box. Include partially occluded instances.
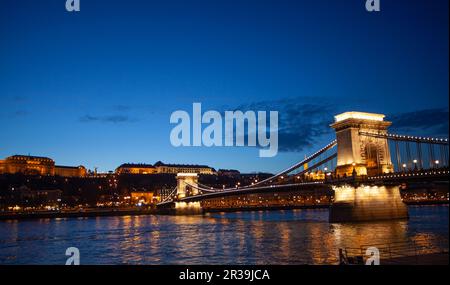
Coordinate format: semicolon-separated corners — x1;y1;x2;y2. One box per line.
0;0;448;173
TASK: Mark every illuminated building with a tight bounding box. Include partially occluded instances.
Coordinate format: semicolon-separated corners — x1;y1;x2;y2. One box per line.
0;155;55;175
154;161;216;175
304;170;326;181
116;161;216;175
130;191;155;205
54;165;87;177
115;163;157;174
0;155;86;177
18;186;63;206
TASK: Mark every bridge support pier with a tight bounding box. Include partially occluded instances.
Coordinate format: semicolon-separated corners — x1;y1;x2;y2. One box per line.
329;185;408;223
174;201;203;215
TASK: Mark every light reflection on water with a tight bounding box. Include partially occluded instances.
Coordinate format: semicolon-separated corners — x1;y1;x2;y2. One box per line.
0;205;447;265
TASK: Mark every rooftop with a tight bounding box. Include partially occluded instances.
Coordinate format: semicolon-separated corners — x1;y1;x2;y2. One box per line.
55;165;85;169
6;155;54;162
154;161;212;169
117;163;155;168
334;111;385;123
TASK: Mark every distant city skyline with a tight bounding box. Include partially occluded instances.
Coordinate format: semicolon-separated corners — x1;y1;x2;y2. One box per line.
1;0;448;173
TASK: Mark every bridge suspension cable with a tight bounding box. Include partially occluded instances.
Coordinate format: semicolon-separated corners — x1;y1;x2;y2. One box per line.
186;140;337;192
182;181;326;200
296;153;337;175
359;132;449;145
260;140;337;184
184;182;222;193
360;131;449;171
158;186;178;204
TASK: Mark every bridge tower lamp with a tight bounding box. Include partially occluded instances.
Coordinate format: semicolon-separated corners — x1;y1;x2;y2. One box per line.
434;160;440;168
413;159;418;171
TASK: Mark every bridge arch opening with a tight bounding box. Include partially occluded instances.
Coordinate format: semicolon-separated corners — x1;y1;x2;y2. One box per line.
364;142;381;176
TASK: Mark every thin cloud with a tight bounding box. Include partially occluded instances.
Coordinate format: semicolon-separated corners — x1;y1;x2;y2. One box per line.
225;99;449;153
226;98;336;152
388;108;449;137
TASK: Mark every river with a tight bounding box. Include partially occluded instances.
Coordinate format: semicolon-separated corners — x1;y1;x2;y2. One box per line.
0;205;448;265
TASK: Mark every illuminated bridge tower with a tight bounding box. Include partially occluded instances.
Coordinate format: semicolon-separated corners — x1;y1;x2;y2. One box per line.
331;111;394;177
175;173;202;214
176;173;199;198
329;112;407;223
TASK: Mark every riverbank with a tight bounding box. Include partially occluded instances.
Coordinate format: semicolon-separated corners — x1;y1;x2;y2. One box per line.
0;208;158;221
0;201;448;221
382;252;449;265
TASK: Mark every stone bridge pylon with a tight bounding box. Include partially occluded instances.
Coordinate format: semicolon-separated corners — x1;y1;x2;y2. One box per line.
331;111;394;177
175;173;203;214
176;173;199;199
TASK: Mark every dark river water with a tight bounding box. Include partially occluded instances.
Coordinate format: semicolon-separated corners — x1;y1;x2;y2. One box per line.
0;205;448;265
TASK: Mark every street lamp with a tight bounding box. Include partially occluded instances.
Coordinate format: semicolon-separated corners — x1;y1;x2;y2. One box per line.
413;159;418;171
402;163;407;172
351;163;357;177
435;160;440;168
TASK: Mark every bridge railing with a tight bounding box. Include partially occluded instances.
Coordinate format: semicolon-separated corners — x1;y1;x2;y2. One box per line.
339;236;449;265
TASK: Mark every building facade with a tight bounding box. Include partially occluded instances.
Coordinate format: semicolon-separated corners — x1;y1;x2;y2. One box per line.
115;163;157;174
18;186;63;206
55;165;87;177
130;191;155;205
154;161;216;175
0;155;86;177
116;161;216;175
0;155;55;175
